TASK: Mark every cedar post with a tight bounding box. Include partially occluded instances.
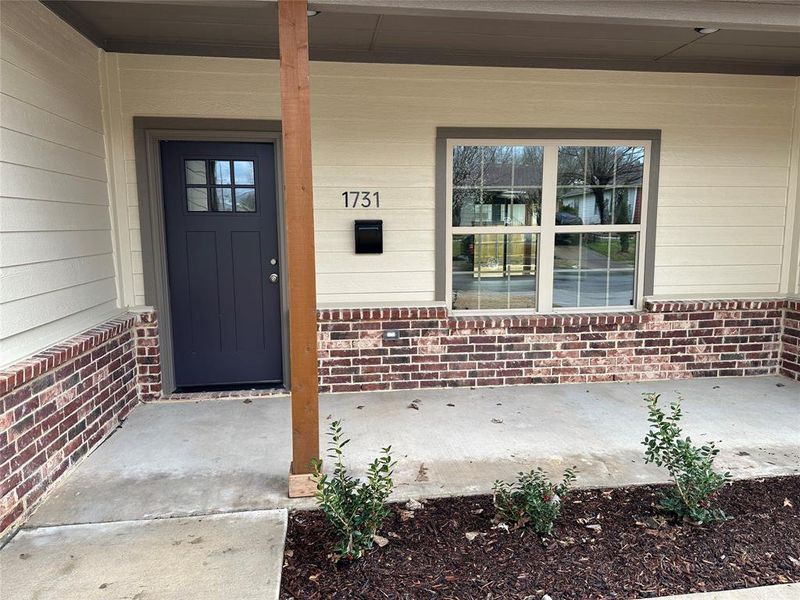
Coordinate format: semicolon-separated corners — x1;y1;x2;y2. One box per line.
278;0;319;497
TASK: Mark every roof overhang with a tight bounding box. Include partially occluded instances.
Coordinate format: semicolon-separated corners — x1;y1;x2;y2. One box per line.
43;0;800;75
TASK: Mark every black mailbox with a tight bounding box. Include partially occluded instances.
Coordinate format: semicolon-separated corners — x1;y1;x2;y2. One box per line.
354;220;383;254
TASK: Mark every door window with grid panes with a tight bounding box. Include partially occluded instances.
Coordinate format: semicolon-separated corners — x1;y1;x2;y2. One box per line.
448;140;649;313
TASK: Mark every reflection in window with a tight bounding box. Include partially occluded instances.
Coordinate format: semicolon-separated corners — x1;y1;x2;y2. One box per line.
235;188;256;212
557;146;643;225
553;233;637;308
452;145;543;227
187;188;208;211
209;160;231;185
234;161;255;185
211;188;233;212
452;233;537;310
185;160;206;185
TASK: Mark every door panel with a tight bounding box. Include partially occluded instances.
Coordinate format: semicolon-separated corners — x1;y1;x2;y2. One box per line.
161;141;282;389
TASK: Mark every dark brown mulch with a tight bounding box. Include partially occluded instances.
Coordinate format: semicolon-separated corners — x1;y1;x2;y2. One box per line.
280;476;800;599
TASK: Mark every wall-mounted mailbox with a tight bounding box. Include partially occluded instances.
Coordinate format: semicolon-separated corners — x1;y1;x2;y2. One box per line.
354;220;383;254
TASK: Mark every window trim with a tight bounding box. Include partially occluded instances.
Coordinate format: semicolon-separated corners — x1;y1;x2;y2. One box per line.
436;128;661;314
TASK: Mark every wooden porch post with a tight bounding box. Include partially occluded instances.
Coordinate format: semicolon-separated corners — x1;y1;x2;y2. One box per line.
278;0;319;496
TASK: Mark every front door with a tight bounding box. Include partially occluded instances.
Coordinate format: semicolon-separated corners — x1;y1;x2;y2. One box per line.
161;141;282;389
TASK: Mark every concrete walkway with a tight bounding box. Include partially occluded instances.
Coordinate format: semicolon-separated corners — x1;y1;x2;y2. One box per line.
1;510;287;600
2;375;799;599
652;583;800;599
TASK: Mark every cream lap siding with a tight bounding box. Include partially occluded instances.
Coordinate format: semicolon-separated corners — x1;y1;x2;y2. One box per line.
107;55;797;306
0;1;119;366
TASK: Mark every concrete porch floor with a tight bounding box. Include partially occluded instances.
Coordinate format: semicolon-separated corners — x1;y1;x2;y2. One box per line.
23;375;800;527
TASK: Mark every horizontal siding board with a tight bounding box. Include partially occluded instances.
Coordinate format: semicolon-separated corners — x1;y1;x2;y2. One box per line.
317;251;435;273
310;62;794;89
1;93;105;157
654;245;782;267
119;90;281;119
0;197;112;232
313;166;433;188
657;206;786;227
0;277;117;338
0;128;108;181
652;283;780;295
318;292;435;304
0;162;109;205
657;186;788;207
0;301;121;367
655;226;783;247
0;61;103;132
308;77;796;107
0;254;116;302
317;271;435;295
658;166;789;188
0;230;113;267
654;265;781;286
659;146;791;168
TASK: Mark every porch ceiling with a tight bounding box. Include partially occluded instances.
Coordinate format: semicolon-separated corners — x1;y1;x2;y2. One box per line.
43;0;800;76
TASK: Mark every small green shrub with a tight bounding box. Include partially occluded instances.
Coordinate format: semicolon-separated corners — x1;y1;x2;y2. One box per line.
311;420;395;560
642;393;731;524
492;467;577;535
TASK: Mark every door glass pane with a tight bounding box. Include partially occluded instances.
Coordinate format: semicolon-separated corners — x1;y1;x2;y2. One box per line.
186;188;209;212
557;146;643;225
234;161;255;185
553;233;637;308
209;160;231;185
235;188;256;212
452;234;537;310
211;187;233;212
185;160;207;185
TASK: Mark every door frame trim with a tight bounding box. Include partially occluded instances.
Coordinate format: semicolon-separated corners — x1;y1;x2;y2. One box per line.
133;117;288;394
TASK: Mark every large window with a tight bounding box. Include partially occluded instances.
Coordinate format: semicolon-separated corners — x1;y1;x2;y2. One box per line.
447;139;651;313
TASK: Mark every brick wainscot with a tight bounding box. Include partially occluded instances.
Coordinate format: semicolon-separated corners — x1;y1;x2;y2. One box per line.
781;298;800;381
318;299;795;393
0;310;160;540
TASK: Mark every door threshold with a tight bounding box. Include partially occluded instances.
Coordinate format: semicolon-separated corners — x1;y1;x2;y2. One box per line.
156;387;289;402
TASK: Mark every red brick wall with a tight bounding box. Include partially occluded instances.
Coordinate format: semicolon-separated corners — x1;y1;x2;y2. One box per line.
0;310;160;540
318;300;788;393
135;311;162;401
781;299;800;381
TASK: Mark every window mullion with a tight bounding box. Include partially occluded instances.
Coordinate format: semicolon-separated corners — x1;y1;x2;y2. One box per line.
537;143;558;313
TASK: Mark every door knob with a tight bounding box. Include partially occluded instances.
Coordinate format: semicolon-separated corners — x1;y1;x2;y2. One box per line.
269;273;279;283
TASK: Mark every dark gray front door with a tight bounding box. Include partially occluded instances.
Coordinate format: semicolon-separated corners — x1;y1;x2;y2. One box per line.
161;141;282;389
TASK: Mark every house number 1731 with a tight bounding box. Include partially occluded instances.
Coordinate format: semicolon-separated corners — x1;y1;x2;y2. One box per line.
342;191;380;208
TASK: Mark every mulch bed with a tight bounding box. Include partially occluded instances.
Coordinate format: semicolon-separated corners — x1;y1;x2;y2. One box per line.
281;475;800;599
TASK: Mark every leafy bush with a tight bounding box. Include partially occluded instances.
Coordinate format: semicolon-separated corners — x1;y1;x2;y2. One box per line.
642;393;731;524
492;467;577;535
311;420;395;560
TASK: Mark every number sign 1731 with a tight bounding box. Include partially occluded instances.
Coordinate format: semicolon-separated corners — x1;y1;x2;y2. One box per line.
342;191;380;208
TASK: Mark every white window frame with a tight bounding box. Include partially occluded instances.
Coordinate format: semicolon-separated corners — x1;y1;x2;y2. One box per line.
445;138;652;315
